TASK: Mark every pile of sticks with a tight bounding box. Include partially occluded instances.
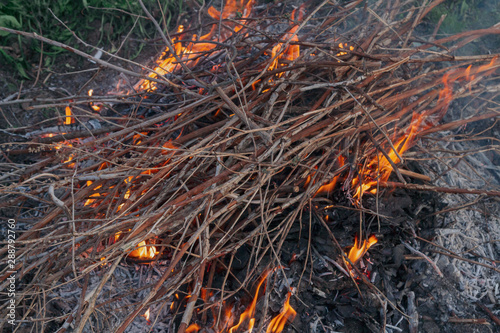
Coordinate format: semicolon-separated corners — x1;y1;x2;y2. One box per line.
1;0;499;331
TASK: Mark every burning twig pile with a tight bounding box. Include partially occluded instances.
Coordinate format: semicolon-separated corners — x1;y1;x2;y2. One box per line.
1;0;499;332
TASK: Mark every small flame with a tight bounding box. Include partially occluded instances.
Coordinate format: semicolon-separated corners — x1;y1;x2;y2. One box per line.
88;89;102;111
345;234;378;269
304;156;345;196
185;323;200;333
266;292;296;333
224;268;296;333
64;106;72;125
143;308;151;322
41;132;74;161
316;156;345;195
132;131;148;145
128;240;158;259
228;270;268;333
268;6;304;75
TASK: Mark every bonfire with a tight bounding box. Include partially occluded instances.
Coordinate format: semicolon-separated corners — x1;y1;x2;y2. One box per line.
0;0;499;332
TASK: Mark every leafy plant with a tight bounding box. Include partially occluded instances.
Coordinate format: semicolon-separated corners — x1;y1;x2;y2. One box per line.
424;0;500;55
426;0;500;35
0;0;184;79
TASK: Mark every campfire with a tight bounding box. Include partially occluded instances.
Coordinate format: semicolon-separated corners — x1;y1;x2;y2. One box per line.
1;0;499;332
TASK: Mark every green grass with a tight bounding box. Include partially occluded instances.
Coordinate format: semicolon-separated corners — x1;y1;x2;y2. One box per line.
425;0;500;54
427;0;499;33
0;0;184;79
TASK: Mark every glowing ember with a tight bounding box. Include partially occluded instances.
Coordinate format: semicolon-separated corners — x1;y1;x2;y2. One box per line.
83;182;102;207
116;189;132;212
345;234;378;269
336;42;354;56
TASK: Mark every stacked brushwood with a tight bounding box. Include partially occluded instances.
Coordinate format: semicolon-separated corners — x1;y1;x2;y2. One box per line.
0;0;499;331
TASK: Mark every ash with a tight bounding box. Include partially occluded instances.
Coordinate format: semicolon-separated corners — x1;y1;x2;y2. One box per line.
52;262;175;332
416;98;500;332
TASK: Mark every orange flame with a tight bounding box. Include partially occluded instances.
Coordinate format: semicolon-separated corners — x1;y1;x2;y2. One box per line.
88;89;102;111
316;155;345;195
269;6;304;75
64;106;72;125
346;234;378;267
128;240;158;259
228;270;269;333
222;269;296;333
41;132;75;164
186;323;201;333
207;0;254;31
266;292;296;333
143;308;151;322
304;155;345;196
353;114;423;199
135;1;254;92
353;57;499;200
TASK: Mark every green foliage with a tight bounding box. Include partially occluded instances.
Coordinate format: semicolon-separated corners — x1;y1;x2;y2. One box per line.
0;15;22;36
427;0;500;35
0;0;184;78
424;0;500;55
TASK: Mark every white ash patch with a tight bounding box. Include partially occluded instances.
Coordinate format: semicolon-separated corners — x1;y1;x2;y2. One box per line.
418;107;500;314
434;202;499;304
49;261;176;332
